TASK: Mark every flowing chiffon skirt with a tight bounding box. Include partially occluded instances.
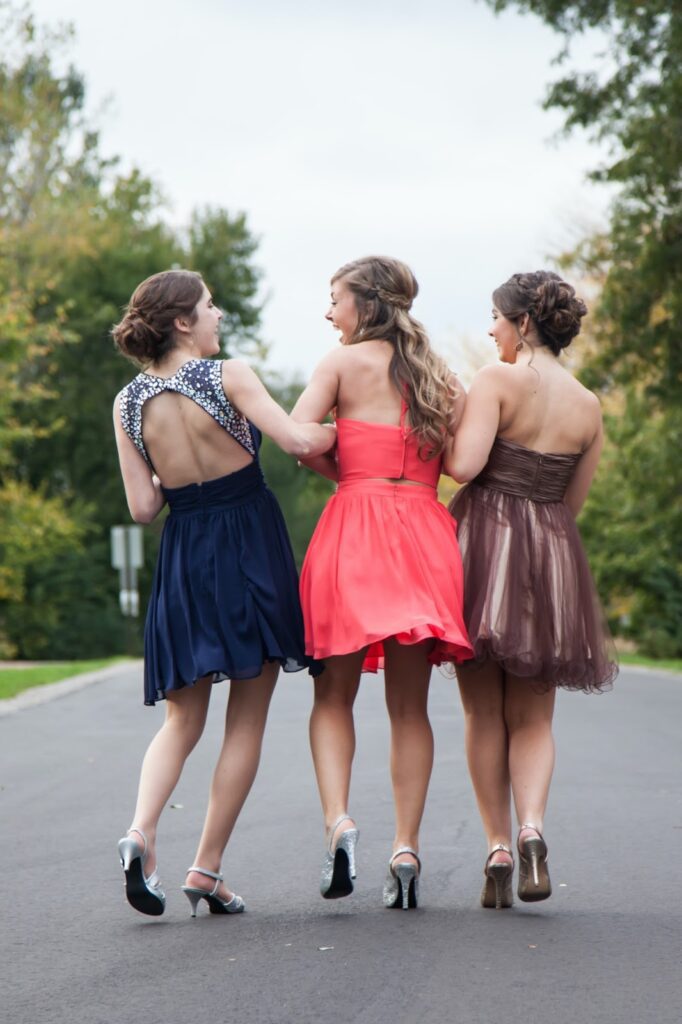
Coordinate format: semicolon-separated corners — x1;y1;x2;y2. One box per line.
300;480;473;672
449;480;617;692
143;462;315;705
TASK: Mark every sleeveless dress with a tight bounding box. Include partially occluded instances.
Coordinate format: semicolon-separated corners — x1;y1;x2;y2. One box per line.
299;403;473;672
448;436;618;692
119;358;316;705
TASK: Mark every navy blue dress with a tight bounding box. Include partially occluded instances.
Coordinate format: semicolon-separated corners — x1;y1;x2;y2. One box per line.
118;358;316;705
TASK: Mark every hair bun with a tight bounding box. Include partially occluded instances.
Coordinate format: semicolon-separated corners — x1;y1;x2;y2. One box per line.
530;275;587;353
112;312;161;362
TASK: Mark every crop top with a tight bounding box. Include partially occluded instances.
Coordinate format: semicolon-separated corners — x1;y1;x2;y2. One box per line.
335;401;441;487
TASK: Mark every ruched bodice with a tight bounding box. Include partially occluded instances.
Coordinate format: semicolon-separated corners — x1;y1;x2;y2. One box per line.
335;418;441;488
449;434;617;692
474;437;581;503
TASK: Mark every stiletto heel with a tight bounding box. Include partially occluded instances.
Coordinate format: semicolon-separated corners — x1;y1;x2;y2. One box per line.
181;866;245;917
517;823;551;902
117;827;166;916
320;814;359;899
481;843;514;909
382;847;421;910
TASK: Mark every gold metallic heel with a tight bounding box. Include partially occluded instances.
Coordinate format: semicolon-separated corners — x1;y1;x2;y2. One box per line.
517;823;551;902
481;843;514;909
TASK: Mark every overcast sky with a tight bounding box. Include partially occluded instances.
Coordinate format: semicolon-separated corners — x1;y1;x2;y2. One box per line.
31;0;611;378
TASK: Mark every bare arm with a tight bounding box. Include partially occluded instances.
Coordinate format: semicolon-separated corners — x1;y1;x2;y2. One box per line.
113;397;166;524
563;412;604;517
290;351;341;480
442;366;502;482
223;360;336;458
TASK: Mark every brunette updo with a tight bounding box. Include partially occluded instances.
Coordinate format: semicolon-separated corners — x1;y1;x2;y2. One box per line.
492;271;587;355
112;269;205;364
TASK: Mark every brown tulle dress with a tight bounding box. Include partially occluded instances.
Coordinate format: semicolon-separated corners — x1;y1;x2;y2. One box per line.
448;437;617;692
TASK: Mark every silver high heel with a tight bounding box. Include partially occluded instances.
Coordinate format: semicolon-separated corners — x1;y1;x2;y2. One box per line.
320;814;359;899
117;826;166;916
517;823;551;902
481;843;514;909
181;866;245;917
382;847;421;910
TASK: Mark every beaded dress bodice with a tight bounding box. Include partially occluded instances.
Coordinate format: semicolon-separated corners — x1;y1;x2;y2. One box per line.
119;358;256;468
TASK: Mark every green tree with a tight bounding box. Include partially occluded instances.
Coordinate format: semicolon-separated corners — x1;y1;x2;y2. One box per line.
483;1;682;654
189;206;267;365
0;2;274;659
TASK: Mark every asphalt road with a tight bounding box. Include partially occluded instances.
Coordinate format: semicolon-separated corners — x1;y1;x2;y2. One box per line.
2;663;681;1024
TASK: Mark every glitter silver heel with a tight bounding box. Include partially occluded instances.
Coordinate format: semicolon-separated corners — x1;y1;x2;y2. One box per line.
181;866;245;917
481;843;514;909
382;847;421;910
117;826;166;916
320;813;359;899
517;823;551;902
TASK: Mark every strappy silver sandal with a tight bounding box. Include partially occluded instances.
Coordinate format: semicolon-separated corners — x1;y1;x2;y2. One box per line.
181;866;245;917
117;826;166;917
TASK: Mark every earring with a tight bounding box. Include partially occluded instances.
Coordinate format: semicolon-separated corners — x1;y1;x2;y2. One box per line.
515;338;524;352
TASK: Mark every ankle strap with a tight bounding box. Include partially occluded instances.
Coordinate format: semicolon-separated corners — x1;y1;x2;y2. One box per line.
327;814;354;850
518;823;543;838
389;846;421;871
488;843;513;856
186;865;223;881
127;826;148;851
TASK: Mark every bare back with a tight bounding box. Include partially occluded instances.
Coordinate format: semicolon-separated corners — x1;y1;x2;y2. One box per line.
141;393;253;488
334;341;404;424
497;357;600;454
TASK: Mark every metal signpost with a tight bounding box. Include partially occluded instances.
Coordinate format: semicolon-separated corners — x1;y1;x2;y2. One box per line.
110;525;144;617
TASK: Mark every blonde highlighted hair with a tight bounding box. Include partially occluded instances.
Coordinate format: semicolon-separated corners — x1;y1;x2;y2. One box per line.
332;255;456;458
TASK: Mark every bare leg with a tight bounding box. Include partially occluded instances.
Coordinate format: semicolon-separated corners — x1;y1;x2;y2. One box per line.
504;675;556;839
186;662;279;900
127;676;213;873
383;638;434;868
456;660;513;866
308;650;365;842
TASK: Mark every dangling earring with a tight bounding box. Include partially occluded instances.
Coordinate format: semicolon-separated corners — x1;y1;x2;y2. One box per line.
515;337;524;352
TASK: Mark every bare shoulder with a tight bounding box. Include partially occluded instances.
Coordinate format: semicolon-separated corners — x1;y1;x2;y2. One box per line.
470;362;513;392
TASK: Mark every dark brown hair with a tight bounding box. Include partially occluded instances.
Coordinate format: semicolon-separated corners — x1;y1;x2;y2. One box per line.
112;269;205;364
492;271;588;355
332;255;456;458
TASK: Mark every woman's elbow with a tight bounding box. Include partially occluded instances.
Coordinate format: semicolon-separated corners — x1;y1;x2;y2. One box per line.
128;501;158;525
444;456;478;484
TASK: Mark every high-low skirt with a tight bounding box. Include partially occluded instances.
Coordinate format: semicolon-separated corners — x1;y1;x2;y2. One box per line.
449;482;618;692
143;461;314;705
300;479;473;672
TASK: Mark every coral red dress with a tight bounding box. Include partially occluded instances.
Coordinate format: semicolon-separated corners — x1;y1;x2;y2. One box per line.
300;403;473;672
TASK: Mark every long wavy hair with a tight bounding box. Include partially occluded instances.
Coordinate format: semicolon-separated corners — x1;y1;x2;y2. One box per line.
332;256;456;458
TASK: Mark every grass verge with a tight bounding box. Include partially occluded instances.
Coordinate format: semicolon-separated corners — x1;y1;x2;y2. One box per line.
618;652;682;674
0;658;128;700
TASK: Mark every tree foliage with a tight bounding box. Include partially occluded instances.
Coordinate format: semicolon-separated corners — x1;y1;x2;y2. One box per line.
0;2;268;658
483;0;682;654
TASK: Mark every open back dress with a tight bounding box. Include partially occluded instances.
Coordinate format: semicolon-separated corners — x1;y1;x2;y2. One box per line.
119;358;315;705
